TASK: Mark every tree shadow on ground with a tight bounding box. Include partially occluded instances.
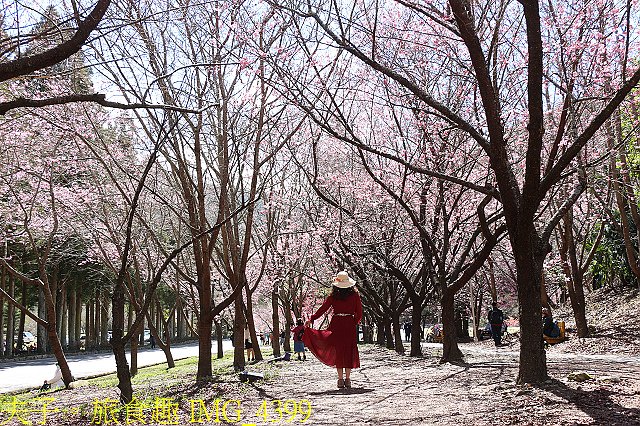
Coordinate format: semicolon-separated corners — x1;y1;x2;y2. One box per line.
247;382;278;400
179;377;227;399
447;360;514;382
538;378;640;425
309;388;373;396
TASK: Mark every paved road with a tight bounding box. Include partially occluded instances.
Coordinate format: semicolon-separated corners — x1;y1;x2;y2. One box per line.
0;340;234;394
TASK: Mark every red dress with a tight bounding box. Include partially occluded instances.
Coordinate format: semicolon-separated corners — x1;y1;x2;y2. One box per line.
303;292;363;368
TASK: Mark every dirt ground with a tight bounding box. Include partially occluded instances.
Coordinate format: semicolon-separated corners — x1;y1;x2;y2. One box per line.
7;341;639;426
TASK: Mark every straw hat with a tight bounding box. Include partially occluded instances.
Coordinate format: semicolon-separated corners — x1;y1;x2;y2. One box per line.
332;271;356;288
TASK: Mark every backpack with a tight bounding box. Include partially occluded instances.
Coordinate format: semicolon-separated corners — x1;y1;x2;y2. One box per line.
490;309;503;324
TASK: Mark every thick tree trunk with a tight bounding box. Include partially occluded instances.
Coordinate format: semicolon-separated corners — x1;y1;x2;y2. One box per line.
376;319;385;345
111;278;133;402
440;292;463;363
391;312;404;353
271;287;281;357
514;240;548;384
42;281;73;386
384;318;394;350
197;305;213;378
233;297;245;371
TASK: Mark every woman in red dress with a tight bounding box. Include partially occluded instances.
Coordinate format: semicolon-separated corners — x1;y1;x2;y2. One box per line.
304;271;363;389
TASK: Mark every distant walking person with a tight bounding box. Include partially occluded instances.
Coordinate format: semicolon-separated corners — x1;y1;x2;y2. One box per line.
150;334;156;349
291;319;307;361
404;322;412;342
304;271;363;389
244;325;255;362
487;302;504;347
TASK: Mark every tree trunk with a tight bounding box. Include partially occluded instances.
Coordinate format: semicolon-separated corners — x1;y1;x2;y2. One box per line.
5;278;15;358
17;283;27;351
177;302;184;340
245;285;263;361
567;272;589;337
75;287;82;346
384;318;394;350
95;294;101;347
111;274;132;402
233;296;245;371
0;266;4;358
488;256;497;302
440;292;463;363
159;339;175;368
130;328;139;377
148;316;175;369
560;211;589;337
215;319;224;359
271;286;281;357
283;300;293;353
68;288;76;350
514;239;548;384
42;280;73;386
100;297;109;346
197;304;213;378
391;312;404;353
196;267;213;379
376;319;385;345
410;303;423;356
469;281;478;341
88;296;94;351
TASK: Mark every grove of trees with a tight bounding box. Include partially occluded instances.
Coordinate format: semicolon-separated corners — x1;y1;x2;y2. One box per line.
2;0;640;400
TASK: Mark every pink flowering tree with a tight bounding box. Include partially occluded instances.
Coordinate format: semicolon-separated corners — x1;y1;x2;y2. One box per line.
272;0;640;383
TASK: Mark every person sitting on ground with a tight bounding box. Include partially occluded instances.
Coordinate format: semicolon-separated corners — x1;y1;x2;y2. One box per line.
542;308;561;338
487;301;504;346
40;362;63;391
291;319;307;361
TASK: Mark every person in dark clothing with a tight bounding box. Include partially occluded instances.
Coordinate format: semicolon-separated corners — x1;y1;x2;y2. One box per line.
150;334;156;349
487;302;504;347
542;308;560;337
404;322;412;342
